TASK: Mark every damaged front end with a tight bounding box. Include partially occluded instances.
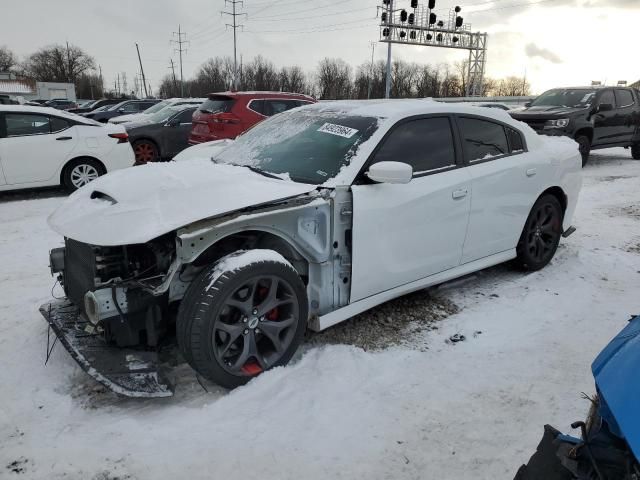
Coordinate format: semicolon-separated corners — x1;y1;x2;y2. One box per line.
515;315;640;480
42;236;177;397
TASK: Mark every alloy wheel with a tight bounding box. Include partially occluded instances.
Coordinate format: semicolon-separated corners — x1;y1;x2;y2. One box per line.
524;202;561;263
70;164;100;189
134;142;157;164
212;275;299;376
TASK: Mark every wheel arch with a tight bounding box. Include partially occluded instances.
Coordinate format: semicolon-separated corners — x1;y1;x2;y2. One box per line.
131;136;161;157
574;127;593;143
59;156;106;185
539;186;568;215
190;229;311;282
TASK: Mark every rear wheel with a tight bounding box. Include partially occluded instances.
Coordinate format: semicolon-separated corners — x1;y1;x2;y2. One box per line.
631;143;640;160
515;194;564;271
63;158;104;191
576;135;591;167
133;140;159;164
177;250;308;388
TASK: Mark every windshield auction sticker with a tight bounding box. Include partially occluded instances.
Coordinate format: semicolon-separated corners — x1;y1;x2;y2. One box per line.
317;123;359;139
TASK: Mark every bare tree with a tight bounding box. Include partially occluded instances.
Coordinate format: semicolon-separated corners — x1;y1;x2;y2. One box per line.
279;65;305;93
0;46;17;72
316;58;352;100
491;76;531;96
22;44;95;83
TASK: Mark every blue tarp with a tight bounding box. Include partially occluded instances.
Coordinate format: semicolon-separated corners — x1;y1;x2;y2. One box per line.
592;315;640;460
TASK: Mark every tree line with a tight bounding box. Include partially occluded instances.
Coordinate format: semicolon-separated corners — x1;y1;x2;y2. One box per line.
1;44;531;100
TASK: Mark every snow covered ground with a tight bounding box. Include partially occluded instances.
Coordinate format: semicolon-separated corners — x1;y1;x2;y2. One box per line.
1;149;639;480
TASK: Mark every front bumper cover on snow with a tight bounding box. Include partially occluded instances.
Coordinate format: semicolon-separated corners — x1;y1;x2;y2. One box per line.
40;300;173;398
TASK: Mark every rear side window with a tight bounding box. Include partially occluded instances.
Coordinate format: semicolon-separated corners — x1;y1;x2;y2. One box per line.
506;127;524;153
373;117;456;174
5;113;51;137
458;117;509;162
264;100;301;116
199;97;234;114
50;116;72;133
615;89;634;108
176;109;195;123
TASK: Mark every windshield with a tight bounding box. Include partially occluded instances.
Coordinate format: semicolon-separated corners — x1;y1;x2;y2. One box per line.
213;110;379;184
531;89;597;108
147;105;190;123
107;101;128;111
143;100;170;114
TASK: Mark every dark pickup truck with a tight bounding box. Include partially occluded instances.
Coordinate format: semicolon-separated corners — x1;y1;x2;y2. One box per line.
509;86;640;166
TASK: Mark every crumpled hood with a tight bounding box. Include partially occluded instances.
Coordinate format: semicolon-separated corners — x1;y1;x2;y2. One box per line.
48;158;317;246
592;314;640;460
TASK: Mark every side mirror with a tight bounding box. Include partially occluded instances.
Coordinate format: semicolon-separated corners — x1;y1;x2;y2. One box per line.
597;103;613;112
524;101;532;108
366;161;413;184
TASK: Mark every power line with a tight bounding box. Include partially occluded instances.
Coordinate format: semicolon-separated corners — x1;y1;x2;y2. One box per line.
222;0;247;90
245;22;375;35
171;25;189;96
249;5;372;22
250;0;357;20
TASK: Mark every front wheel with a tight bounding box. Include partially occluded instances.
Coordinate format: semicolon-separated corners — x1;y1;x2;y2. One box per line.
177;250;308;388
576;135;591;167
515;195;564;271
133;140;159;164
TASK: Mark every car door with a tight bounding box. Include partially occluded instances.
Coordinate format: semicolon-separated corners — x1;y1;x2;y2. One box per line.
456;116;547;263
350;116;472;302
162;108;196;158
613;88;638;144
592;89;618;146
0;113;78;184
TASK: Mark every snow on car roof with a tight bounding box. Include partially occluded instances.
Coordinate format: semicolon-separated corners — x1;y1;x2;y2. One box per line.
0;104;101;125
301;98;517;125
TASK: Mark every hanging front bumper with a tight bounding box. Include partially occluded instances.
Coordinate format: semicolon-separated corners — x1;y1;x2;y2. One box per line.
40;300;173;398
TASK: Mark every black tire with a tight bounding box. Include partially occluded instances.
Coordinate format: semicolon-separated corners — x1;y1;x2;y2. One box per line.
62;158;104;191
132;140;159;164
631;143;640;160
576;135;591;167
515;194;564;271
177;251;308;389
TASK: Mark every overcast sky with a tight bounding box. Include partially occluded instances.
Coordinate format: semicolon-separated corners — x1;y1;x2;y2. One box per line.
3;0;640;96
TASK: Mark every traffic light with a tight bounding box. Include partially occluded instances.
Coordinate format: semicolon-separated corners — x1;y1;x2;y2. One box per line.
411;0;418;7
400;9;408;22
408;13;415;24
456;16;463;28
429;13;437;24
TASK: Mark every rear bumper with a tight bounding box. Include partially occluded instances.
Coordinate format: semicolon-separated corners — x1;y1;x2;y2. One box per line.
40;300;173;398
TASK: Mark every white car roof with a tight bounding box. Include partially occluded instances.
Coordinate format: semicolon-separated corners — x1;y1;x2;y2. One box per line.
0;104;101;125
303;99;518;125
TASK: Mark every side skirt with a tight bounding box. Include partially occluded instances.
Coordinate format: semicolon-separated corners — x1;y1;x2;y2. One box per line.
310;249;516;332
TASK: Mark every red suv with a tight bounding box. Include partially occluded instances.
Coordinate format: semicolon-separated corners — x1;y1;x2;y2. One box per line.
189;91;316;144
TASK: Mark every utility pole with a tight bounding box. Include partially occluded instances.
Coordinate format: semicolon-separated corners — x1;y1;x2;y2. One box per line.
122;72;128;97
66;40;72;83
367;41;376;99
135;43;149;98
384;0;393;99
99;65;103;95
169;59;178;96
117;73;121;97
222;0;246;91
171;25;189;97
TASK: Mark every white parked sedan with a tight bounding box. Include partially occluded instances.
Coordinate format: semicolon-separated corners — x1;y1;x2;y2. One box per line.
0;105;135;191
43;100;582;396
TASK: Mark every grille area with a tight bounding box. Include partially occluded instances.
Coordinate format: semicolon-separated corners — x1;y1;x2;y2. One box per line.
64;239;126;311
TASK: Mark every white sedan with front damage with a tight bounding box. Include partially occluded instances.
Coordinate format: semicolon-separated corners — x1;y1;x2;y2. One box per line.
0;105;135;191
42;100;582;397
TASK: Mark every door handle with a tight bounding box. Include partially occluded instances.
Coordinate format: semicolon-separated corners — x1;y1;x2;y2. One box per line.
526;168;537;177
56;136;73;141
452;189;468;199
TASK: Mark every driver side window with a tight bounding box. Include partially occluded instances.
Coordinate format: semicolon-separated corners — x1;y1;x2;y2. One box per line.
372;117;456;175
598;90;616;108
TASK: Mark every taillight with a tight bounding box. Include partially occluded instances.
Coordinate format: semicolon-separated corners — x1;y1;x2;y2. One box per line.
210;113;240;125
108;132;129;144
